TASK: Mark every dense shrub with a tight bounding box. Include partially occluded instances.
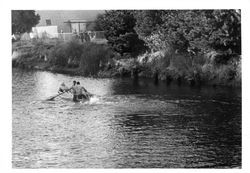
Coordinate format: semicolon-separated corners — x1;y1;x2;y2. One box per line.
140;49;241;86
48;39;84;67
79;42;114;75
48;42;69;66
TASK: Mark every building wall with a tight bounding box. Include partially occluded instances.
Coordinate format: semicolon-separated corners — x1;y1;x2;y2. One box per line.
31;26;58;38
36;10;104;33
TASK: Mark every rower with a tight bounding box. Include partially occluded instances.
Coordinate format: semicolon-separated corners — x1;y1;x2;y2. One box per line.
70;81;78;102
58;82;69;94
77;81;88;100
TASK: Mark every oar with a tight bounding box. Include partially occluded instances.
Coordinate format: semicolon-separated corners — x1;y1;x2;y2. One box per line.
85;91;93;98
82;87;93;99
46;89;71;101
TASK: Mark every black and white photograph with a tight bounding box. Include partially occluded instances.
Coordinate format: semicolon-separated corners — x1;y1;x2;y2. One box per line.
2;0;249;171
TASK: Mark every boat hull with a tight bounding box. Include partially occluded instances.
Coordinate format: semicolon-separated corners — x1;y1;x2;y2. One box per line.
59;93;89;102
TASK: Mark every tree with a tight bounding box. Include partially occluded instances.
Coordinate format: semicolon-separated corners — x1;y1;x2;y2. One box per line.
12;10;40;34
135;10;241;56
134;10;164;38
206;10;241;54
94;10;147;57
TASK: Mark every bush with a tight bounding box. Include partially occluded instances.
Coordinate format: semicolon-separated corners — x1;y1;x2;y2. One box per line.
79;43;114;75
48;42;69;66
201;56;241;85
48;40;84;67
48;40;115;74
141;50;208;83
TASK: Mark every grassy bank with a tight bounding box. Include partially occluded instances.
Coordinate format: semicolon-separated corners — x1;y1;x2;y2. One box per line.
138;50;241;87
12;39;241;87
12;39;114;76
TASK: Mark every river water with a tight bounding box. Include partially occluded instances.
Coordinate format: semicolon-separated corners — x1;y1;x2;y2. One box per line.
12;68;241;168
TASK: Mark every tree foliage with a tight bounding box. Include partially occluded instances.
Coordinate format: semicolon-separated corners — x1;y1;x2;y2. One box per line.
134;10;241;55
96;10;241;58
94;10;148;57
12;10;40;34
134;10;164;38
206;10;241;54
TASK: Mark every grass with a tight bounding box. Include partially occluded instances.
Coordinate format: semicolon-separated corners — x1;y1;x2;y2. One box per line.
13;39;114;76
141;50;241;87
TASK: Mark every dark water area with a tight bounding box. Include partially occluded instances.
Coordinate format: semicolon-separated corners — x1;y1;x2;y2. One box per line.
12;68;241;168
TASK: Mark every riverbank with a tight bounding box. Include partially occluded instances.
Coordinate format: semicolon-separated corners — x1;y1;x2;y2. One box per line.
12;39;241;88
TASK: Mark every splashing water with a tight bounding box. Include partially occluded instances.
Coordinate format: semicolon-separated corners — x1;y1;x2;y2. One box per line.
88;95;100;104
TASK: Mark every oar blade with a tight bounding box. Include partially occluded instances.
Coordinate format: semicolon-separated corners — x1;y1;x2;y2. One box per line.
45;89;70;101
45;95;57;101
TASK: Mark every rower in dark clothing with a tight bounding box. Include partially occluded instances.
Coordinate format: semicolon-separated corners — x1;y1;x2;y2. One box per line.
58;82;69;94
70;81;78;102
76;82;88;100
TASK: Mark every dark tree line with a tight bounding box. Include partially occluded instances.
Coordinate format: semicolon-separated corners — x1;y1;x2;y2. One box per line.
94;10;148;57
95;10;241;59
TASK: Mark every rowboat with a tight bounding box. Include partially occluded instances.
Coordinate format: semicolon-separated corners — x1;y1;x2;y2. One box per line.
46;88;92;102
59;92;90;102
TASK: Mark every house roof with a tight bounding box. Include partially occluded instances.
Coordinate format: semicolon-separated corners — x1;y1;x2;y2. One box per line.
36;10;104;21
35;10;104;32
36;10;104;26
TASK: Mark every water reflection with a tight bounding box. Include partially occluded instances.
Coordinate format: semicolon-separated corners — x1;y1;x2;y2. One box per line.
12;69;241;168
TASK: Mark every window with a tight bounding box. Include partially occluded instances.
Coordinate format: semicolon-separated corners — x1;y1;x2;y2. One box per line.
46;19;51;26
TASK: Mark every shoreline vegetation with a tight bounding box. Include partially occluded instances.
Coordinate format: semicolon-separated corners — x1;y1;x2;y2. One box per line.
12;10;241;88
12;38;241;88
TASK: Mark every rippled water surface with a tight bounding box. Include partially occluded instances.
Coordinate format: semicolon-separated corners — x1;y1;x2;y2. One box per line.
12;68;241;168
